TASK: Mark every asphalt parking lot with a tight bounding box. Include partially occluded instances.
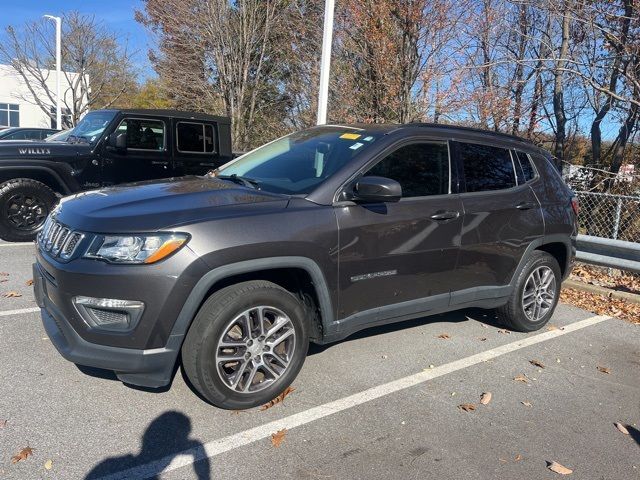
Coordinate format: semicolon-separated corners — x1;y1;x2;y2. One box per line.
0;240;639;480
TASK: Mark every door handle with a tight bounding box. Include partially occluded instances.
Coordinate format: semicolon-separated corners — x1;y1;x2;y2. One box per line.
430;210;460;221
516;202;537;210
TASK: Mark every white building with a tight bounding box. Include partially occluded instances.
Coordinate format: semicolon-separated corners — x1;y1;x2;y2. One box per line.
0;63;86;129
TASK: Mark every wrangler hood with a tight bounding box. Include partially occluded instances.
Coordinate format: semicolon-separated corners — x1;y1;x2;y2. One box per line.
0;140;91;160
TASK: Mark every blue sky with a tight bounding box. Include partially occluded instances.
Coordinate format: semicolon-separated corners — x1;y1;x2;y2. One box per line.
0;0;154;79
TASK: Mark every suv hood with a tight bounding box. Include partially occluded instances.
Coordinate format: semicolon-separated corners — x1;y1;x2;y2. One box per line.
0;140;91;160
55;176;290;232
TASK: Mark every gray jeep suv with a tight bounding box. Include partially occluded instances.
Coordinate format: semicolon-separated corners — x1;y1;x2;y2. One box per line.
33;123;577;409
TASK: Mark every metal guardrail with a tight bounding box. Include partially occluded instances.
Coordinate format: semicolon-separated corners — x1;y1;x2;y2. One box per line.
576;234;640;274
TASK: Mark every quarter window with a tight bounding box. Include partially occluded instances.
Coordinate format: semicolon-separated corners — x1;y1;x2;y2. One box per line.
116;118;165;150
365;143;450;198
0;103;19;127
459;143;516;192
515;150;536;183
177;122;215;153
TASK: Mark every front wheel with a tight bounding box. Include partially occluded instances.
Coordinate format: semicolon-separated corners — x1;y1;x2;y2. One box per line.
0;178;57;242
496;250;561;332
182;280;309;409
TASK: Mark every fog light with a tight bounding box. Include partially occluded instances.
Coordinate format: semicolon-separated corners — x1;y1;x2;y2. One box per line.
73;296;144;332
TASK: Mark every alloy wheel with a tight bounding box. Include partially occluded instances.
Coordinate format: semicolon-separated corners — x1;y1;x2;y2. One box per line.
4;193;48;231
215;306;296;394
521;265;557;322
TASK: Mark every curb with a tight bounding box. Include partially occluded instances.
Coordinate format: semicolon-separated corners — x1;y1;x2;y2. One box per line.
563;279;640;305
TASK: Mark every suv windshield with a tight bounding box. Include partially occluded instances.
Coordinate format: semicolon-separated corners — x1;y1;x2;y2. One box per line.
217;126;380;194
68;111;117;144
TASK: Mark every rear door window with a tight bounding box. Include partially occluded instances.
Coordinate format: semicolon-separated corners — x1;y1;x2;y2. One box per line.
365;142;450;198
459;142;516;192
177;122;216;153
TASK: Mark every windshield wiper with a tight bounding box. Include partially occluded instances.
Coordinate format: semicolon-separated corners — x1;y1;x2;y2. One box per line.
217;174;260;189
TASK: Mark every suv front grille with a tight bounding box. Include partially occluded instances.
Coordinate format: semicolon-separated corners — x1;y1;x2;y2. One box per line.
38;216;84;261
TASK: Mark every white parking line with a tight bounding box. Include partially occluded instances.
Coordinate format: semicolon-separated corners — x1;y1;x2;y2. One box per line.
0;242;34;247
0;307;40;317
97;314;611;480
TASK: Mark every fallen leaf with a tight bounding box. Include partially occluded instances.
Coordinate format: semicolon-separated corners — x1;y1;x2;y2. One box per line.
547;324;559;331
513;374;529;383
437;333;451;340
11;446;34;463
44;459;53;470
499;458;508;463
271;428;287;447
529;360;545;369
614;422;629;435
478;337;487;341
521;401;533;407
230;410;247;416
2;291;22;298
0;419;7;428
497;329;511;334
480;392;492;405
25;279;34;286
0;272;8;276
260;386;295;411
458;403;476;412
597;366;611;374
515;454;522;462
0;279;7;283
547;461;573;475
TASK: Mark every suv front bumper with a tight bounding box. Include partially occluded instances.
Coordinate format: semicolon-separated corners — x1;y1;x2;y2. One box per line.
33;262;182;388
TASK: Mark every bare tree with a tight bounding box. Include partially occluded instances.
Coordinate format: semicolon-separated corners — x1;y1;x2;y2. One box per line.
334;0;460;124
0;12;135;127
139;0;299;149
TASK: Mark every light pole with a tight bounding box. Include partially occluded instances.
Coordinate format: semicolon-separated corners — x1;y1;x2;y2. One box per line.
43;15;62;129
316;0;335;125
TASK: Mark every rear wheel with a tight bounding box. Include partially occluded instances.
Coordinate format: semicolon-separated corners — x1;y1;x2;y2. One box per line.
182;280;309;409
496;250;561;332
0;179;57;242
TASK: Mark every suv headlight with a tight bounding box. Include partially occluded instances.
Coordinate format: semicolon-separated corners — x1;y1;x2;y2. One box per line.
84;233;189;264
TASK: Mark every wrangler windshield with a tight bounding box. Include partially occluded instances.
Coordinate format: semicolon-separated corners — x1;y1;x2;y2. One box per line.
217;126;380;195
68;111;117;144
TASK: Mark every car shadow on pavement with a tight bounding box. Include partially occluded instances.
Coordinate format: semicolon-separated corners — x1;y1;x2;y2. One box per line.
84;410;210;479
308;307;503;356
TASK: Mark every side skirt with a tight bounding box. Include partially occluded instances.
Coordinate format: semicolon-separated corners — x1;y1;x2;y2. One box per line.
320;287;510;344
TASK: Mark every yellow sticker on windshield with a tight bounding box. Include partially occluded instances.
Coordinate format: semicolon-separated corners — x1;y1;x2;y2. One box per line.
340;133;361;140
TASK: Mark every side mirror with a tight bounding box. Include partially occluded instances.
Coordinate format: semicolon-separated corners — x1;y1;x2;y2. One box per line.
108;132;127;150
351;176;402;203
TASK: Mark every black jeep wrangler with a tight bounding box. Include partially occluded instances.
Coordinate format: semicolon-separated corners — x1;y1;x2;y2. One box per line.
34;123;577;409
0;109;232;241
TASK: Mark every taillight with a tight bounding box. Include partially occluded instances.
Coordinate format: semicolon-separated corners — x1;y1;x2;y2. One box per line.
570;196;579;216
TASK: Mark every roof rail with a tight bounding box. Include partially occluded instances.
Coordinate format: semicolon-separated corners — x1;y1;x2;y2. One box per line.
407;122;535;145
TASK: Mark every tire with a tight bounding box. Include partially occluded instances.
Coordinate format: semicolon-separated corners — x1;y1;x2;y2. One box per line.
0;179;57;242
182;280;309;409
496;250;561;332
